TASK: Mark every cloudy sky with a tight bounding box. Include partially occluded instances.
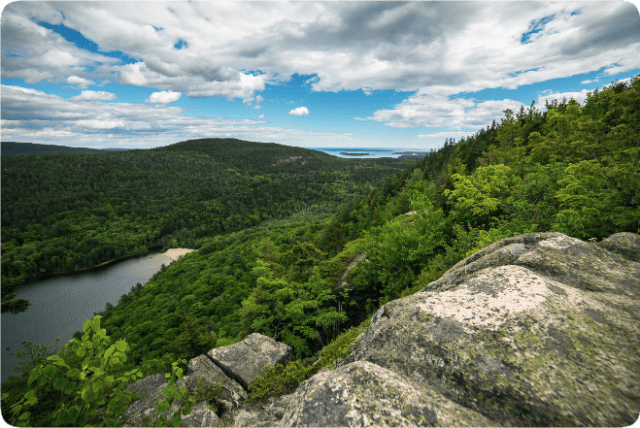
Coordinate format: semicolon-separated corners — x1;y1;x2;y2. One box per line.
2;1;639;150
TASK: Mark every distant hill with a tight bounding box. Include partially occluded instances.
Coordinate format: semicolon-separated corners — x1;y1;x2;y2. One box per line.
1;142;129;156
157;138;337;172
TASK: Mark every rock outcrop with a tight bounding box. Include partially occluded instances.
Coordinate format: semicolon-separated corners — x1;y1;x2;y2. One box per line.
338;232;640;427
120;333;292;427
121;232;640;427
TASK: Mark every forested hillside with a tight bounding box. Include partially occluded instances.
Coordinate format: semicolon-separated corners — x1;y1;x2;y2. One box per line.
1;140;416;313
2;76;638;427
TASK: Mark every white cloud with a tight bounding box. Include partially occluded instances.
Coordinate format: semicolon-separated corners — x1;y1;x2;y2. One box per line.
0;84;352;148
67;76;96;89
1;6;118;83
581;79;599;84
419;131;478;139
4;2;638;100
145;90;182;104
289;107;309;116
259;114;265;119
70;90;117;101
537;89;592;107
368;93;524;128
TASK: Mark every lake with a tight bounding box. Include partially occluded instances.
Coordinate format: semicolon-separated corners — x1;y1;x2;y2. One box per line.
1;252;176;382
310;148;426;159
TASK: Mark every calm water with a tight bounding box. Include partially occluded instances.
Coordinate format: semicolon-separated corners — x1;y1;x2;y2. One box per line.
310;148;426;159
1;252;173;382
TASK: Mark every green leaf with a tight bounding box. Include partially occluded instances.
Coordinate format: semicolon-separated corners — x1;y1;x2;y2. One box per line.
27;366;41;386
104;346;115;358
53;376;67;390
76;346;86;357
64;380;76;394
91;317;101;333
105;418;119;426
171;412;182;427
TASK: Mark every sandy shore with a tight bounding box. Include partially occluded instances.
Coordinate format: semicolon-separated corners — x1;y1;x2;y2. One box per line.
158;248;196;261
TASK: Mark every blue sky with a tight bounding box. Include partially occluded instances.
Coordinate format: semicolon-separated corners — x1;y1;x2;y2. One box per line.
1;1;639;150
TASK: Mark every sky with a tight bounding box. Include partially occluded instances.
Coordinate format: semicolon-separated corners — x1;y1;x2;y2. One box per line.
1;1;639;150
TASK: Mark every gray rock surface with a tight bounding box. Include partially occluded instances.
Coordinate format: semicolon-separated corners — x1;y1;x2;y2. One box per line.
121;333;291;426
599;232;640;263
339;232;640;426
207;332;292;389
185;355;246;412
280;360;496;427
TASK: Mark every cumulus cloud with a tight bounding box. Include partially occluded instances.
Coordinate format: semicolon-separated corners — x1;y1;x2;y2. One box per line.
0;84;351;148
259;114;265;119
70;90;117;101
367;93;524;128
289;107;309;116
145;90;182;104
67;76;96;89
1;6;118;83
537;89;593;107
3;1;638;100
419;130;478;139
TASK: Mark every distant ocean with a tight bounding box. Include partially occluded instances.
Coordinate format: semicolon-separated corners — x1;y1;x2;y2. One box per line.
309;148;428;159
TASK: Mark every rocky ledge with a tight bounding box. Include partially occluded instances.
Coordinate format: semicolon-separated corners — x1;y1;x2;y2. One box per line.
122;232;640;427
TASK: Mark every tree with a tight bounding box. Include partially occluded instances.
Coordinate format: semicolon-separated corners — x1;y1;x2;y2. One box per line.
5;338;60;377
168;313;217;361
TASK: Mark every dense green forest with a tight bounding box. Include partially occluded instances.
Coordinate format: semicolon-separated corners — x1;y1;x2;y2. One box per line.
1;141;416;313
2;76;639;427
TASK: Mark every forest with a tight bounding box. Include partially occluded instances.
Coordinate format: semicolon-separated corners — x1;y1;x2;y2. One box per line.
1;75;638;427
1;140;416;313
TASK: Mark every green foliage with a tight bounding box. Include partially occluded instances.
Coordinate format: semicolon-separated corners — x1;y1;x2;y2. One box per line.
247;360;315;402
153;359;195;427
553;160;640;238
167;313;218;362
315;316;371;370
188;378;223;412
5;338;60;377
241;262;347;357
247;316;372;402
444;164;514;227
1;139;414;312
7;316;143;427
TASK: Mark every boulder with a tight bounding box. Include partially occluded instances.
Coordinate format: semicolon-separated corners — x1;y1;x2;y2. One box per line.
599;232;640;263
280;360;496;427
339;232;640;426
121;370;220;427
185;355;246;412
121;333;291;427
207;333;292;389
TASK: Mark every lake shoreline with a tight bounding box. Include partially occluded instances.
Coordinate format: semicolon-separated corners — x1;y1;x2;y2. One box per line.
16;247;196;288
